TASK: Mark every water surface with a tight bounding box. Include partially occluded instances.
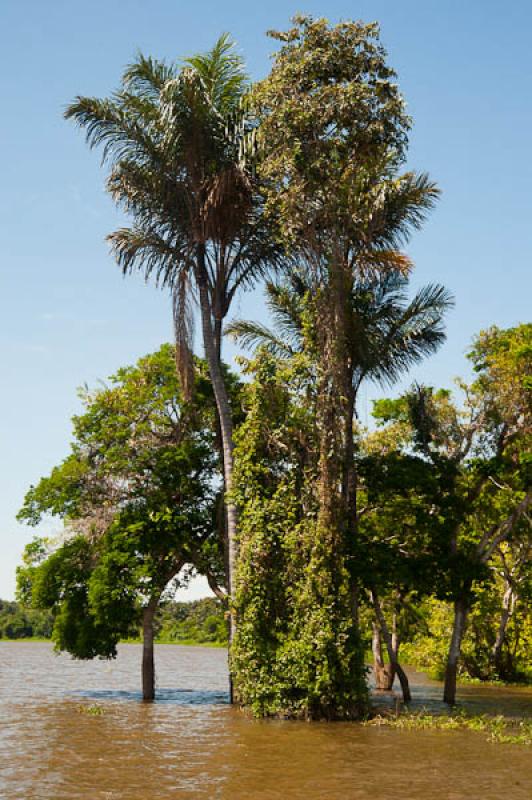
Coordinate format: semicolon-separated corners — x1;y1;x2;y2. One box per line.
1;641;530;799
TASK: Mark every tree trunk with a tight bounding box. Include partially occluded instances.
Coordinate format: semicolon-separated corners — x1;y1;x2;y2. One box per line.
443;595;469;705
196;249;237;602
315;262;352;540
372;622;395;690
491;584;515;678
371;591;411;703
142;597;159;702
195;245;237;703
341;384;356;522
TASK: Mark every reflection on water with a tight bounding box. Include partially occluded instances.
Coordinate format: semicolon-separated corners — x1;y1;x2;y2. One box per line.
0;641;530;799
73;688;229;705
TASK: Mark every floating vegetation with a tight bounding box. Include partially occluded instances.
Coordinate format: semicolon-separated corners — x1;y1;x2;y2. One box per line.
78;704;105;716
365;709;532;746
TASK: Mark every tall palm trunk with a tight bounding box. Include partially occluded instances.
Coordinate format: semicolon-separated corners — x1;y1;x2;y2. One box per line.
341;383;357;534
195;245;237;633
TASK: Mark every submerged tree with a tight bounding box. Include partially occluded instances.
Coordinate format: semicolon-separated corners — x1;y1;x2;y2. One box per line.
18;346;225;701
229;15;441;717
229;267;451;706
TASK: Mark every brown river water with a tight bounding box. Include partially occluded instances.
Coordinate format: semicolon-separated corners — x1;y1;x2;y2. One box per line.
1;641;531;799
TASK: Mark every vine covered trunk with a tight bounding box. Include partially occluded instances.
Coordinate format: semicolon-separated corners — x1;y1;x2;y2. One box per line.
294;263;367;718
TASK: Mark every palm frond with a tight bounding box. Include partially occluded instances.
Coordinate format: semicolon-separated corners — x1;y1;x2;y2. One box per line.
225;319;295;359
360;282;455;387
357;249;413;277
122;53;176;99
107;226;193;288
184;33;249;114
64;96;160;166
366;172;440;249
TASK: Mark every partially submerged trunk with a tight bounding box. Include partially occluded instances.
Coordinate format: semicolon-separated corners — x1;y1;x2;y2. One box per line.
142;596;159;702
371;591;411;703
443;595;469;705
491;584;515;678
372;622;395;691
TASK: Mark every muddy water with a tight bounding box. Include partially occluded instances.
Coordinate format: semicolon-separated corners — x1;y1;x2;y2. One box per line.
1;642;531;799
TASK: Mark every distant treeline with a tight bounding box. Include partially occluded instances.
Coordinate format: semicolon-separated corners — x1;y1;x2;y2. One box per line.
0;597;227;646
155;598;228;645
0;599;53;639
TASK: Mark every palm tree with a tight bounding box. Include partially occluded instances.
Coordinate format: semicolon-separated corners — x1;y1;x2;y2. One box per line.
228;267;453;403
228;265;453;509
65;36;278;643
229;267;452;703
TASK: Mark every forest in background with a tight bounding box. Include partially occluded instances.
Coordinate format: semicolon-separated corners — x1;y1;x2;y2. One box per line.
0;597;227;646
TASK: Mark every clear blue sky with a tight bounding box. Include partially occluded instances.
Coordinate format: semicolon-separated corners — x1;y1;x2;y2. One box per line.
1;0;531;599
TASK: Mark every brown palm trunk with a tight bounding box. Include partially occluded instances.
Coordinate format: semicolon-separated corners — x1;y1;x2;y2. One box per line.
196;247;237;601
443;595;469;705
142;597;159;702
341;385;356;514
195;246;237;702
316;263;351;539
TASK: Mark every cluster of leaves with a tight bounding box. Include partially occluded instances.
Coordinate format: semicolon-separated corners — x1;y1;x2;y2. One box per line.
360;323;531;691
230;352;368;718
17;346;227;660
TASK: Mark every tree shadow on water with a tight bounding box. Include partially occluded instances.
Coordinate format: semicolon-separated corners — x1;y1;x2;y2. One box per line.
71;688;230;705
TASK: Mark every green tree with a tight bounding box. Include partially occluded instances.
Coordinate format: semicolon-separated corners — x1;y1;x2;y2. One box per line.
0;597;53;640
238;16;440;717
18;345;223;700
368;323;532;703
228;265;452;704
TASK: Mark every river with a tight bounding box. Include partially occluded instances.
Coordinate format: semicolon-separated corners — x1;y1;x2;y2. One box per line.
0;641;530;799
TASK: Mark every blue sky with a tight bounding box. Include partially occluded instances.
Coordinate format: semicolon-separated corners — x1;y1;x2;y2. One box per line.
1;0;531;600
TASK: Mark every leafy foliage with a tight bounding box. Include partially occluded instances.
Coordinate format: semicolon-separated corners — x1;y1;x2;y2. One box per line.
17;346;228;660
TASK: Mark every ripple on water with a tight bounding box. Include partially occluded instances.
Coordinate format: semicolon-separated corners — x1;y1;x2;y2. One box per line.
0;641;531;800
